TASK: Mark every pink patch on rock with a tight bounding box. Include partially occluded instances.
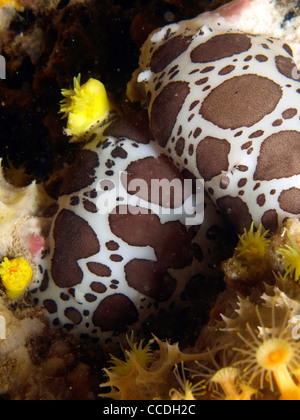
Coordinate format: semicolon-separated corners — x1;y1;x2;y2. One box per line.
27;234;47;260
218;0;255;18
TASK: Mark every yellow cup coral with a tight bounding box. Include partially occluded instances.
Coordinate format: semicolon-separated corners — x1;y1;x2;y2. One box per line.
210;367;257;400
59;74;110;137
169;362;205;400
0;257;33;299
0;0;22;9
100;335;204;400
278;232;300;283
235;313;300;400
235;222;270;262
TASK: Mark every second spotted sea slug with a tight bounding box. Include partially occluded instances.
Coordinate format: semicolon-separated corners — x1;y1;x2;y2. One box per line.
130;18;300;233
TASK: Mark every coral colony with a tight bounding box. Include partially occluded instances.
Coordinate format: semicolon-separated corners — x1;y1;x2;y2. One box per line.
0;0;300;400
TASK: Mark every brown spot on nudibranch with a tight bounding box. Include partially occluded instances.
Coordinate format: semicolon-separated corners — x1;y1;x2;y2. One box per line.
87;262;112;277
125;259;177;301
278;187;300;214
257;194;266;207
275;55;300;80
90;281;107;294
44;299;57;314
59;150;99;196
254;131;300;181
109;206;194;301
83;199;98;213
216;196;252;233
196;136;231;181
104;111;152;145
106;241;120;251
124;155;188;208
255;54;268;62
190;33;252;63
39;270;49;292
238;178;247;188
200;74;282;129
65;307;82;325
282;108;297;119
150;81;190;147
218;65;235;76
92;294;138;332
150;35;194;73
175;137;185;157
262;209;279;232
283;43;294;57
111;146;128;159
51;210;100;288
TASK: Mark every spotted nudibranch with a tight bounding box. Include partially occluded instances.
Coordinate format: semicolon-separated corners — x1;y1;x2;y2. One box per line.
131;22;300;233
31;112;226;345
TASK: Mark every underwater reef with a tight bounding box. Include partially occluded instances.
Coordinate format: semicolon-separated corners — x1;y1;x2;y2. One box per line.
99;218;300;400
0;0;300;400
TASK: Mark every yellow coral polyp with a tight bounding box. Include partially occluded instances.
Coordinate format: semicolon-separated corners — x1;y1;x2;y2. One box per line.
100;335;204;400
0;0;22;9
235;222;270;262
256;338;293;370
107;335;154;378
235;319;300;400
278;233;300;282
0;257;33;299
169;362;205;400
256;338;300;400
210;367;256;400
59;74;110;136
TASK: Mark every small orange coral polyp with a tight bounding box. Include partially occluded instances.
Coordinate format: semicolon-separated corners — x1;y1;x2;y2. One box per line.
256;339;293;370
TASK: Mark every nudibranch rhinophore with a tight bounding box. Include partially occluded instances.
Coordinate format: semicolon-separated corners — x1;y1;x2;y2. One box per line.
31;112;227;346
130;20;300;233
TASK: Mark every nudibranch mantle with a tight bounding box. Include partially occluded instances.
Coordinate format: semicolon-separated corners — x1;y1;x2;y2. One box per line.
130;21;300;233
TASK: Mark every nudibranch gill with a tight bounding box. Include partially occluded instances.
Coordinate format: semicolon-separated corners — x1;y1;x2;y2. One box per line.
130;22;300;233
31;108;227;346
